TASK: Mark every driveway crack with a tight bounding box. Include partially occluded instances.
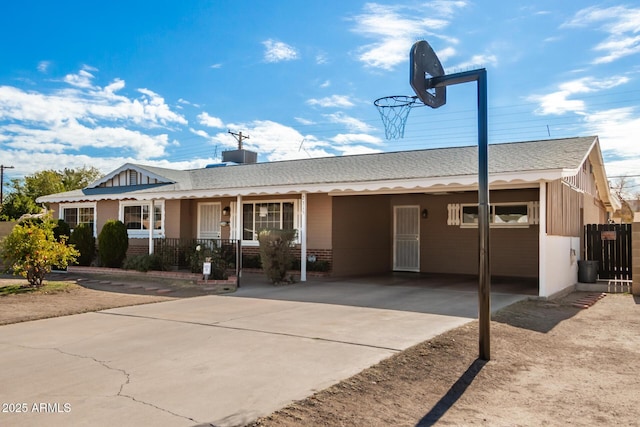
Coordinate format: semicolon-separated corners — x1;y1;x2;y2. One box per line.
8;344;202;425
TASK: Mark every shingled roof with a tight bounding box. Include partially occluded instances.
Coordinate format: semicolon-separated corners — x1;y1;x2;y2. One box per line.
38;136;606;203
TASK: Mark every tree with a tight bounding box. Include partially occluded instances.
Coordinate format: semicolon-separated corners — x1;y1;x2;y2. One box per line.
0;166;102;220
0;218;79;287
609;176;640;223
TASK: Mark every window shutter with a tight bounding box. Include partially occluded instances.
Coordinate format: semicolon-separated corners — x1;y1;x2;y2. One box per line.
447;203;461;225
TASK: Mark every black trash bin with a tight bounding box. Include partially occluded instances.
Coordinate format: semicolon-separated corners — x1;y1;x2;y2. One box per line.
578;260;598;283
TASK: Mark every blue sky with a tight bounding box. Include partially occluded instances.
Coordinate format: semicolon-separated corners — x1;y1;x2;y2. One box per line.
1;1;639;193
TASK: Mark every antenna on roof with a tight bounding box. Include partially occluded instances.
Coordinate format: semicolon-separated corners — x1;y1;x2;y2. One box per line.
228;130;250;150
298;138;312;158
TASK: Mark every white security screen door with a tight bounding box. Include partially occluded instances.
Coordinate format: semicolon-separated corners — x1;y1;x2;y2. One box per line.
198;203;221;239
393;206;420;272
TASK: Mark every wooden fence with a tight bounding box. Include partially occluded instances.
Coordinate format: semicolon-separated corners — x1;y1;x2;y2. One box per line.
584;223;632;280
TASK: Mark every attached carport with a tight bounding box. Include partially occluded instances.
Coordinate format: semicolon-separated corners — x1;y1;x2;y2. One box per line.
330;189;540;291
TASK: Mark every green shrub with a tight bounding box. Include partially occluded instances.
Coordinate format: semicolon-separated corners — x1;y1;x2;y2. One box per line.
69;223;96;266
123;253;169;272
98;220;128;268
54;219;71;242
258;229;297;284
0;219;79;287
185;242;228;279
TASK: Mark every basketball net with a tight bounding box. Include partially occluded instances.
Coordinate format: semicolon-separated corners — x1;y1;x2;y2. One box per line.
374;95;419;139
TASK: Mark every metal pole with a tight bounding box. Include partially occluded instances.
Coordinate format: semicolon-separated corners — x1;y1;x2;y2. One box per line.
477;69;491;361
428;69;491;361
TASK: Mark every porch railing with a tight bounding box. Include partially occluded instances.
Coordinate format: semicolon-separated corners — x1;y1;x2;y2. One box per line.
153;238;238;270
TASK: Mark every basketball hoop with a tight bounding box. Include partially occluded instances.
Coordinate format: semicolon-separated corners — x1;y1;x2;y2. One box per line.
374;95;420;140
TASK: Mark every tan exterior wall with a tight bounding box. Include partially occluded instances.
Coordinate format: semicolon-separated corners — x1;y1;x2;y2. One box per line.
164;199;182;239
331;189;539;278
96;200;119;233
332;195;392;276
418;189;539;278
307;193;332;249
583;192;607;225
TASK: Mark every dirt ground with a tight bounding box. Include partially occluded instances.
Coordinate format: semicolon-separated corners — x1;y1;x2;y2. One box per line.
249;292;640;427
0;277;172;325
1;276;638;426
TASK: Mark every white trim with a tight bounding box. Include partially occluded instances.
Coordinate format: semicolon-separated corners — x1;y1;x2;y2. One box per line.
59;202;97;237
300;193;307;282
119;200;165;239
459;202;533;228
240;199;299;243
539;182;547;297
37;172;568;204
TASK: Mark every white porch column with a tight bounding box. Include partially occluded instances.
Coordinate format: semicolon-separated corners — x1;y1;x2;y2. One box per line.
538;182;546;297
300;192;307;282
148;199;155;255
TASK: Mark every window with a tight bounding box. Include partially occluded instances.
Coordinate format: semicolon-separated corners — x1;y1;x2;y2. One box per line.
242;201;295;241
459;203;532;228
59;203;96;235
120;201;164;237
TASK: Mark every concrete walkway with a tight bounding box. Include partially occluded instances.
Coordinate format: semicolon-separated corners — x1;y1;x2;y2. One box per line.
0;274;530;427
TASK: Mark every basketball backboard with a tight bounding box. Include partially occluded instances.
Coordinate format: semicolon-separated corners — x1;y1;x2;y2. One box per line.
410;40;446;108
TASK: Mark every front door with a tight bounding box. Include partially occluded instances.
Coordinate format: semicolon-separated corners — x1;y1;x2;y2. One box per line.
393;206;420;272
198;203;221;239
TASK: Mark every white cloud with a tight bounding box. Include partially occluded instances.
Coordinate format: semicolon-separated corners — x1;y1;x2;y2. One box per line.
583;107;640;159
320;80;331;88
331;133;383;145
337;145;382;156
562;6;640;64
37;61;51;73
209;63;222;69
294;117;315;125
452;54;498;70
324;112;373;132
63;65;98;88
262;39;298;63
306;95;354;108
529;76;630;115
0;68;188;163
197;112;225;128
351;2;466;70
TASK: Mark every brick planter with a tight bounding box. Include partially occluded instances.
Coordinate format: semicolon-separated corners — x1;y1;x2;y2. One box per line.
68;265;237;287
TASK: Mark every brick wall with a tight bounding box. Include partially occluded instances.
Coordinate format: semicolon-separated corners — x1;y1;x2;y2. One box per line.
241;246;332;270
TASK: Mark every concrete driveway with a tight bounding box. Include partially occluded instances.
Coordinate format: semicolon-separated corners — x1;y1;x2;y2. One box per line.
0;274;530;427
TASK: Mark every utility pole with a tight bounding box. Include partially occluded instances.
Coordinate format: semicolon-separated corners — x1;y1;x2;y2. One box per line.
0;165;15;208
228;130;250;150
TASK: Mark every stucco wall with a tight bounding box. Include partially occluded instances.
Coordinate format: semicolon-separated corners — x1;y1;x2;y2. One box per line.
307;193;332;249
420;190;540;278
583;192;606;224
96;200;119;233
540;235;580;298
332;195;391;276
164;199;182;239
